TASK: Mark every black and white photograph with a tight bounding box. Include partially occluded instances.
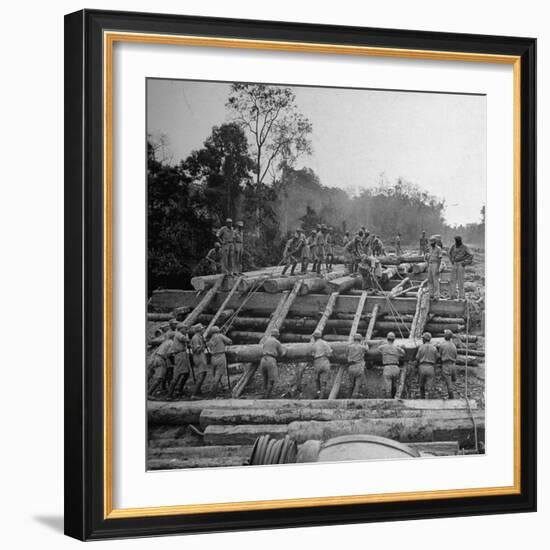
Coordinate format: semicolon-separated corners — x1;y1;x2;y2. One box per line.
146;78;486;470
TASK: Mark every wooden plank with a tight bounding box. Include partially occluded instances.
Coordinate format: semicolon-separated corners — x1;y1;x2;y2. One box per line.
389;277;410;297
183;275;225;327
204;276;243;337
204;424;288;445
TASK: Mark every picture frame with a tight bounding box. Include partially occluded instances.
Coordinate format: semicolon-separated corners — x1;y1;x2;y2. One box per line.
64;8;536;540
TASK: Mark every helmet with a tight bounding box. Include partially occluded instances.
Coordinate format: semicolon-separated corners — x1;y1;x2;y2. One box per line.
271;328;280;337
225;218;233;224
236;221;244;227
169;318;178;327
214;242;221;248
387;332;396;341
177;322;189;331
312;330;322;338
353;333;362;341
422;332;432;342
444;329;453;339
210;326;220;334
193;323;205;332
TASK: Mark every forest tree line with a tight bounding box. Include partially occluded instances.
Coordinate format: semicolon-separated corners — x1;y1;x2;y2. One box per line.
148;83;485;293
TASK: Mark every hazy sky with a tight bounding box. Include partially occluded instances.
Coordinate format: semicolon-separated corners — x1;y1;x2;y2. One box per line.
147;79;486;226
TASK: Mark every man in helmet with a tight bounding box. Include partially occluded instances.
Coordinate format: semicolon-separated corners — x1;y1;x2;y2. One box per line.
281;230;300;276
307;229;317;273
425;235;443;299
206;326;233;396
415;332;440;399
205;242;222;274
311;330;333;399
148;332;174;398
259;328;286;399
378;332;406;398
437;329;458;399
233;221;245;274
190;323;208;399
297;228;310;274
314;224;327;275
168;323;191;398
347;333;369;398
448;235;474;300
216;218;235;274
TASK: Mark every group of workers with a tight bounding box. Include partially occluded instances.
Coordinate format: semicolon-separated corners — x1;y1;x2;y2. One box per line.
205;218;245;275
421;231;474;300
148;320;460;400
148;319;233;399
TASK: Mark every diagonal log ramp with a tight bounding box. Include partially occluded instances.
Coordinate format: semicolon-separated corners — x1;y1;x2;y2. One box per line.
204;276;243;338
292;291;340;394
328;291;368;399
183;274;225;327
232;281;303;397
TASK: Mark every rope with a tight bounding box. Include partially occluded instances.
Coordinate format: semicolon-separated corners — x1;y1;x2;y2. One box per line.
371;272;409;339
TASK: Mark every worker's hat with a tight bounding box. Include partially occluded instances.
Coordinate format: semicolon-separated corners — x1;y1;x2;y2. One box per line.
387;331;396;340
193;323;205;332
236;221;244;227
353;333;362;341
312;330;322;338
429;235;437;242
169;318;178;326
214;242;221;248
271;328;280;337
225;218;233;223
177;322;189;331
328;226;333;231
444;329;453;338
422;331;432;341
210;325;220;334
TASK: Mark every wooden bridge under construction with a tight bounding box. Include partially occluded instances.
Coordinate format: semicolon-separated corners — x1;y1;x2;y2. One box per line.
147;252;485;469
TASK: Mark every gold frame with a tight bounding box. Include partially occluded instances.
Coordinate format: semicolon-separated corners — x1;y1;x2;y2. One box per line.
103;31;522;520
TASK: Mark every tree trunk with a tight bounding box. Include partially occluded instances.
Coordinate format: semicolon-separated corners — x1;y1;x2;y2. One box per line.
183;275;225;327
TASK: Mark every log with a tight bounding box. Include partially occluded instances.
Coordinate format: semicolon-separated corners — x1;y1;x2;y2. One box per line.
148;398;478;425
204;276;243;337
263;274;313;293
190;273;224;292
225;338;439;364
287;412;485;445
199;407;477;427
408;441;459;456
412;262;428;274
389;277;410;298
148;444;252;458
329;291;368;399
204;424;288;445
183;275;225;327
457;348;485;357
429;316;466;324
147;312;173;322
152;289;467;318
380;266;399;283
378;255;426;265
148;457;248;470
328;275;361;293
298;277;328;295
409;282;430;340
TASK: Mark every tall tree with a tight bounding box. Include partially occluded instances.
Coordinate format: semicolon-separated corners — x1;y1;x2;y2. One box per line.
186;123;254;222
226;83;313;235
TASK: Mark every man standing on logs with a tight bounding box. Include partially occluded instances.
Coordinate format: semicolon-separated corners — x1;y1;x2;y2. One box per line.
358;254;377;290
325;227;335;272
425;235;443;300
372;235;386;256
233;221;244;274
205;243;222;273
342;231;352;271
419;230;429;255
437;329;458;399
379;332;406;398
311;330;333;399
448;235;473;300
314;224;327;275
216;218;235;275
345;231;362;273
298;228;310;274
306;229;317;273
148;332;174;397
190;323;209;399
206;326;233;396
415;332;439;399
281;231;300;276
260;328;286;399
347;333;369;398
168;323;191;398
395;232;402;255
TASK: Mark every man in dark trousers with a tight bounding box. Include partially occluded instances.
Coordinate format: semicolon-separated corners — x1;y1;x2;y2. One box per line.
281;231;300;275
415;332;439;399
216;218;235;274
419;230;429;254
449;235;474;300
233;221;244;274
205;242;222;273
